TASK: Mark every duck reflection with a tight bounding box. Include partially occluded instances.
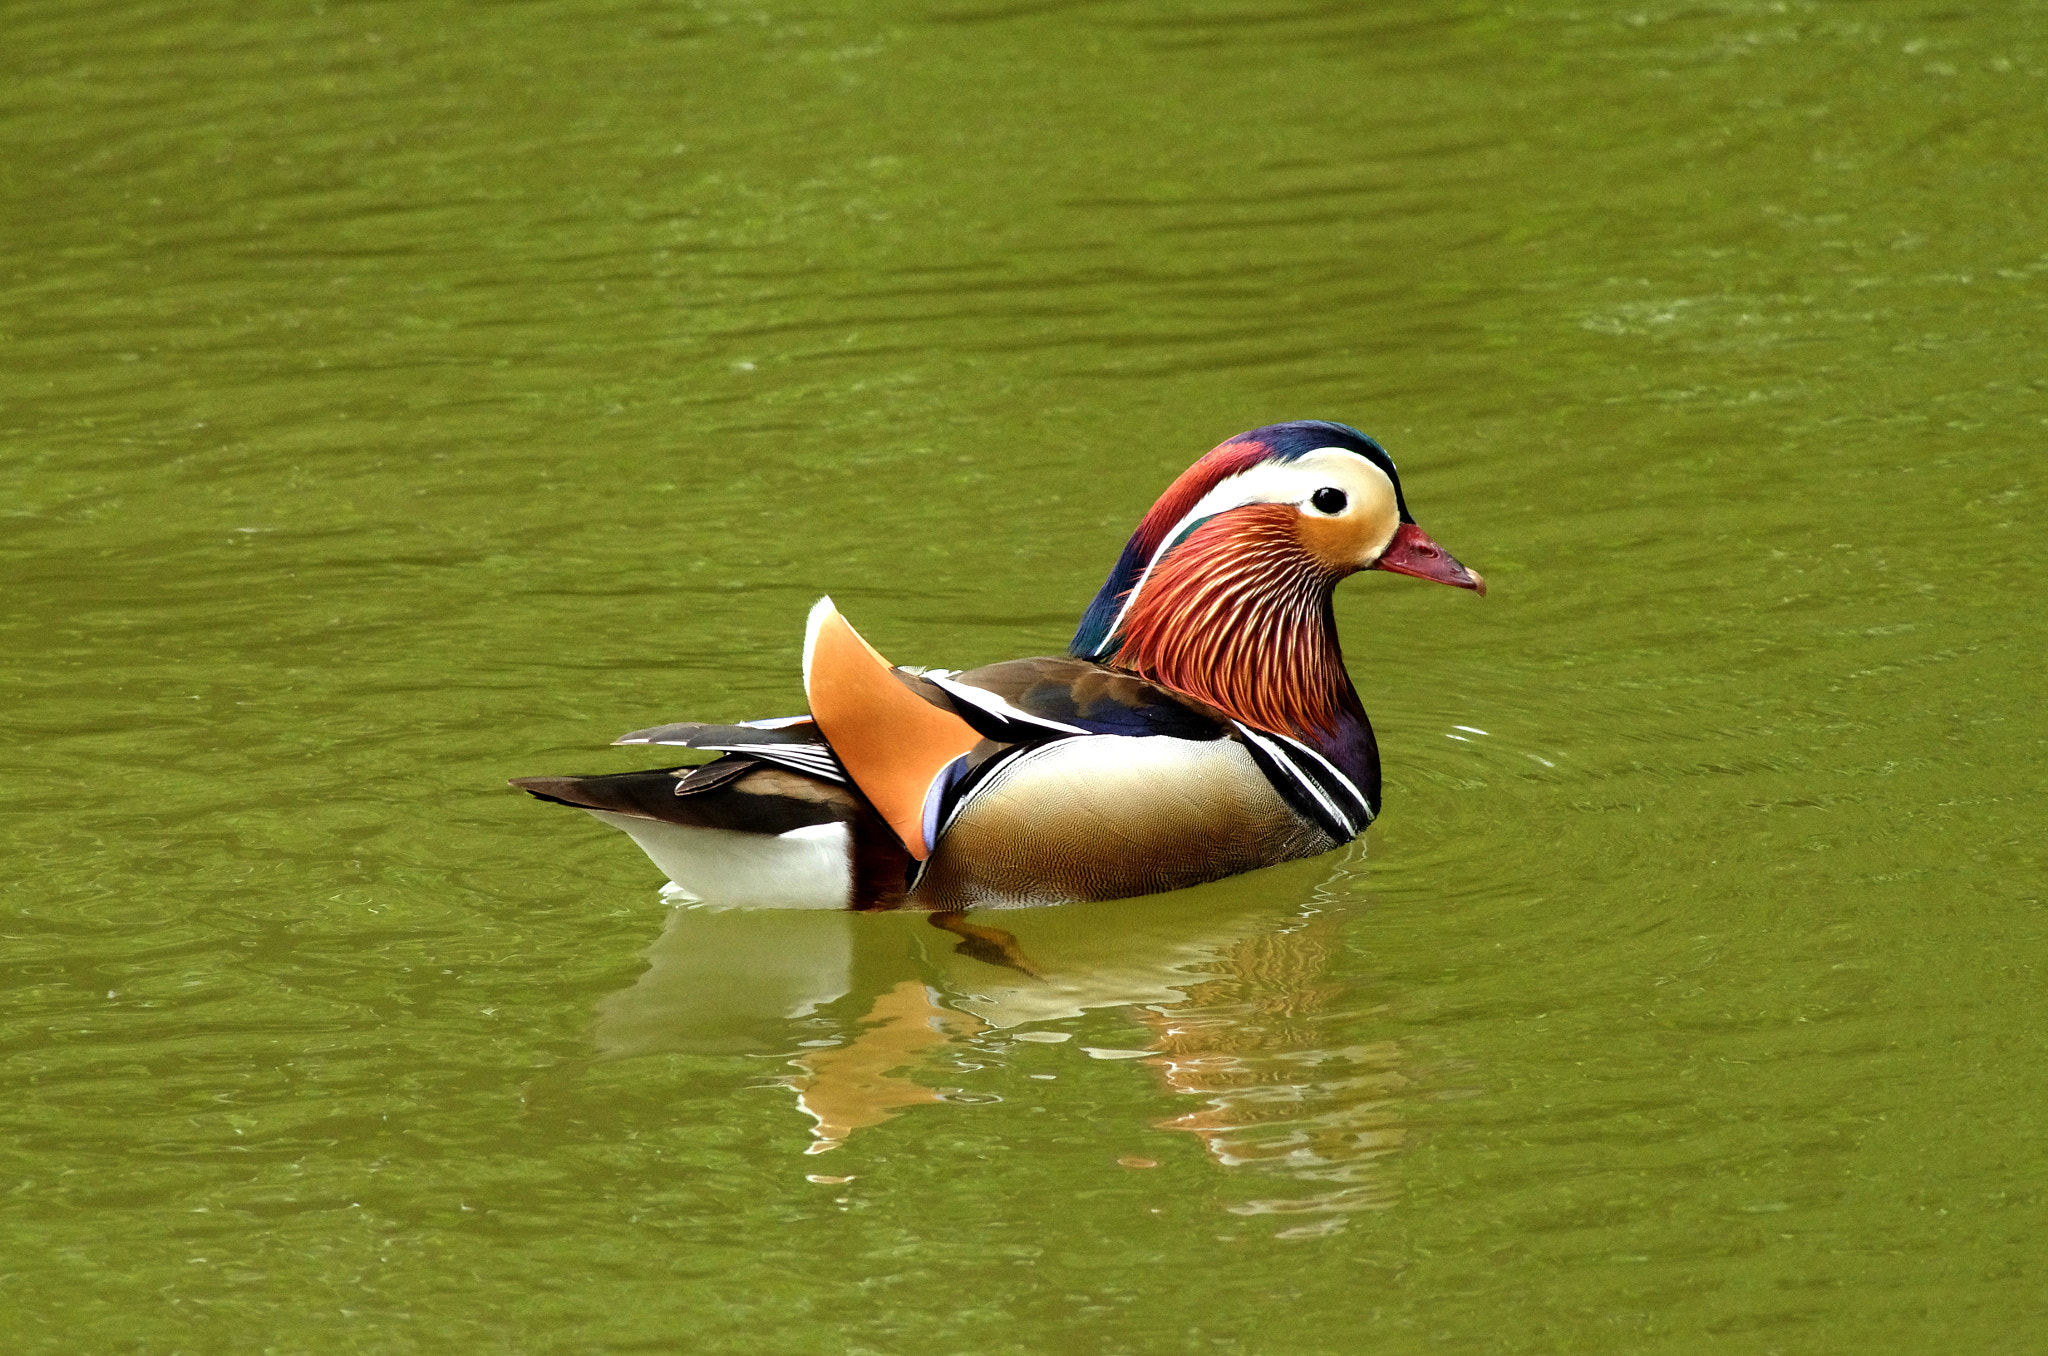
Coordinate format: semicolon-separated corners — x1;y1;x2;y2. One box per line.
589;845;1416;1211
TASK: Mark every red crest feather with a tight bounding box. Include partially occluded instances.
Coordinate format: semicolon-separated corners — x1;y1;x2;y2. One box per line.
1124;440;1271;562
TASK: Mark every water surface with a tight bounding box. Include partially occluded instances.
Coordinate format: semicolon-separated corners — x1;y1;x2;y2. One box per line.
4;0;2044;1351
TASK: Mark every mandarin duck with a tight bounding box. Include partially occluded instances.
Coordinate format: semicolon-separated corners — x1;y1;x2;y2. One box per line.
512;421;1483;924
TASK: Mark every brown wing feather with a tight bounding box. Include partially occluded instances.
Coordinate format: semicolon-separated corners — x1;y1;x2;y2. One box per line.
949;655;1231;740
508;763;857;836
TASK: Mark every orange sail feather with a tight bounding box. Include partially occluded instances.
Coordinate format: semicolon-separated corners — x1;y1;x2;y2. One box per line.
801;597;982;860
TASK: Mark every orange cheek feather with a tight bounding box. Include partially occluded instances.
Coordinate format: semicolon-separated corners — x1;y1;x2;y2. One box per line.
1292;512;1381;577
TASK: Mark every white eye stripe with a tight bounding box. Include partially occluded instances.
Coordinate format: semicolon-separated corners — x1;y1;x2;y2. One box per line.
1102;449;1389;644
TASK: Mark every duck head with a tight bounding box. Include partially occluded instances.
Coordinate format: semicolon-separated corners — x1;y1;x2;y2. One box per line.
1070;420;1483;743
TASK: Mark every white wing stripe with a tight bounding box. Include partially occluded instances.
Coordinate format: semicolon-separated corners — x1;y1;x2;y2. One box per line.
925;676;1093;735
697;743;848;783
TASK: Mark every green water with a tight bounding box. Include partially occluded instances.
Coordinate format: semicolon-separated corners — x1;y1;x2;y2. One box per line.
5;0;2044;1350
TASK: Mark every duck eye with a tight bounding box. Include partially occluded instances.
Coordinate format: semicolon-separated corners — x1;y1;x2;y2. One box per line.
1310;487;1348;514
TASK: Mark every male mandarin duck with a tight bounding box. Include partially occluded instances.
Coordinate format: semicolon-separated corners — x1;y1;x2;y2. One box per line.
512;420;1483;923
